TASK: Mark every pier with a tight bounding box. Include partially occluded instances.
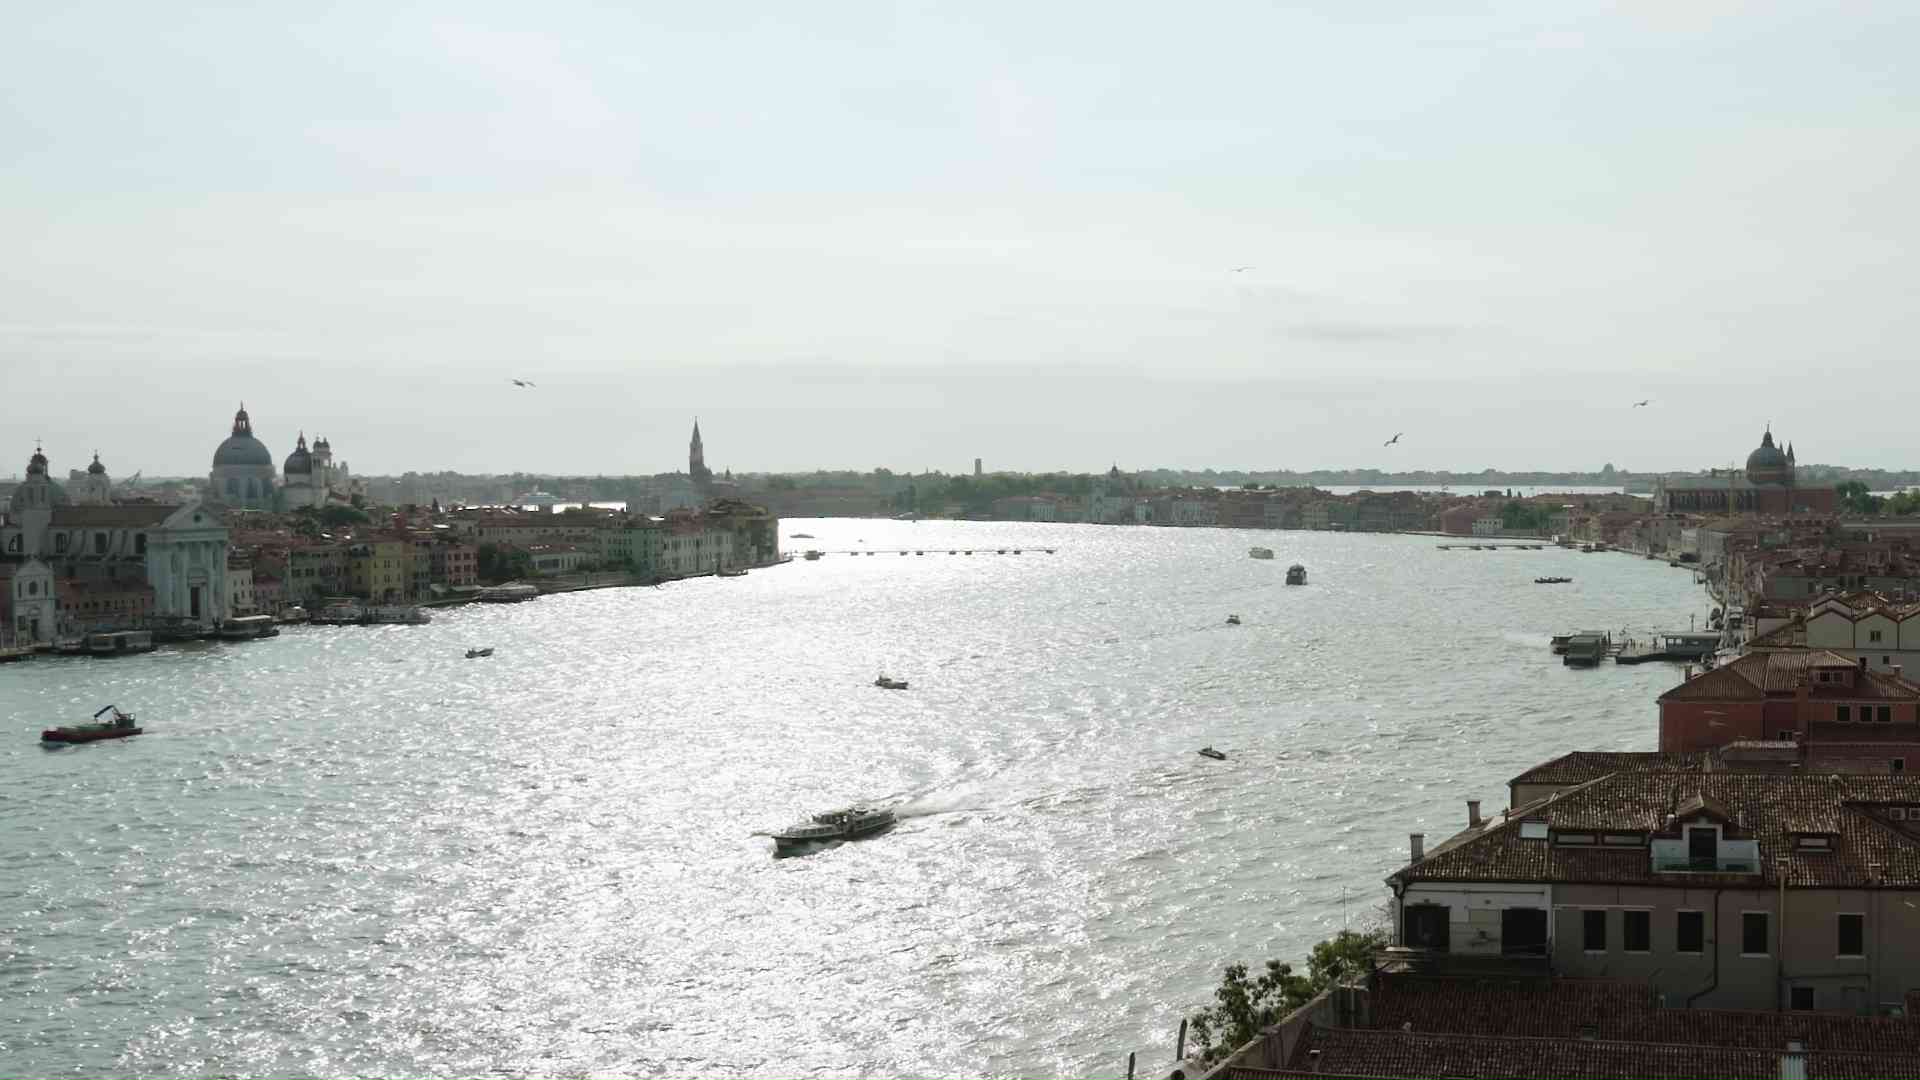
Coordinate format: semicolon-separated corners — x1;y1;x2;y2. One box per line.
1434;542;1549;550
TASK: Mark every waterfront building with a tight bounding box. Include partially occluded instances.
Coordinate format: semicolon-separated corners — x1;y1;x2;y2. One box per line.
347;538;412;602
1745;592;1920;674
427;536;478;588
227;554;255;615
0;559;56;643
1653;428;1838;516
1389;768;1920;1013
252;570;284;613
1656;648;1920;761
525;544;590;575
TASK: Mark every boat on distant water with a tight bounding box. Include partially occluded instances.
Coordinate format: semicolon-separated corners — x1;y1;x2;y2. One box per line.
1534;576;1573;585
478;583;540;603
1249;547;1275;560
874;674;909;690
1198;746;1227;761
1286;564;1307;586
218;614;280;640
466;647;494;659
803;550;822;561
1226;615;1242;625
87;630;155;655
791;533;815;539
311;602;431;625
771;806;896;855
276;606;309;624
310;601;364;625
42;705;142;744
718;568;748;578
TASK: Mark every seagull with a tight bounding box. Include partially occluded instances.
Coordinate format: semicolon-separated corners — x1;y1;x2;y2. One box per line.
1384;433;1402;447
1633;399;1650;407
1230;266;1254;273
511;379;536;388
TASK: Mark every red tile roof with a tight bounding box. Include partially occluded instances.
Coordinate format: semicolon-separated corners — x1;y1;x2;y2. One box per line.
1509;751;1705;788
1658;651;1920;702
1397;772;1920;887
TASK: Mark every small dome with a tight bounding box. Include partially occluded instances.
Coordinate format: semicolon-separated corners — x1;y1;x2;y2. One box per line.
87;453;106;476
26;446;48;475
284;433;313;477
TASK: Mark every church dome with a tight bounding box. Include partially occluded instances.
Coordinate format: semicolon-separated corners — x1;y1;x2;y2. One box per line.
213;405;273;467
284;433;313;477
87;453;106;475
1746;429;1790;485
26;447;48;475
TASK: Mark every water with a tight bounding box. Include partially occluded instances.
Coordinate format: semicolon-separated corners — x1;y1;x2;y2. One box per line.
0;522;1704;1078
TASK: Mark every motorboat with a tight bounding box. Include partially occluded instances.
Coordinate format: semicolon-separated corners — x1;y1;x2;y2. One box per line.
1226;615;1242;625
466;647;494;659
1285;564;1307;586
1249;547;1275;560
219;614;280;640
874;675;909;690
1534;577;1573;585
1198;746;1227;761
43;705;142;744
803;550;823;561
86;630;156;655
790;533;815;539
772;805;897;855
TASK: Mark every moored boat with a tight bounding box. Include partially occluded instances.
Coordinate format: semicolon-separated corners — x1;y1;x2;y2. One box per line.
771;806;896;854
478;583;540;604
218;614;280;640
87;630;156;655
874;674;909;690
276;605;309;624
1249;547;1275;560
42;705;142;744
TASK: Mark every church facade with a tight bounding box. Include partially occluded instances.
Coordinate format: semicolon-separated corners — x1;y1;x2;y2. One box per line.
1;445;231;643
1653;429;1837;516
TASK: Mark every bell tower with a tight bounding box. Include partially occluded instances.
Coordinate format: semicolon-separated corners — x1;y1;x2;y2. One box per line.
689;419;712;486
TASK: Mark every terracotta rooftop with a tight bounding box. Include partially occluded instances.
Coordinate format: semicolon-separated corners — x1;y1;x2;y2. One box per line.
1509;751;1705;788
1396;771;1920;888
1658;650;1920;702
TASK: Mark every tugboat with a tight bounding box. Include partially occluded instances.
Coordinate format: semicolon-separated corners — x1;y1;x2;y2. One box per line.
42;705;142;744
1197;746;1227;761
874;674;909;690
1285;564;1307;586
466;647;494;659
771;805;897;855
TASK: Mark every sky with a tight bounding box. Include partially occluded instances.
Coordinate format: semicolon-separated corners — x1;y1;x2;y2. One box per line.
4;1;1918;477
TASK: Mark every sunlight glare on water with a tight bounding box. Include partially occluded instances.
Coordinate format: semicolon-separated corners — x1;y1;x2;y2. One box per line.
0;521;1705;1077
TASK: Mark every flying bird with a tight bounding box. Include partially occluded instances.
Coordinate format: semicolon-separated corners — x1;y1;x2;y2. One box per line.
511;379;537;388
1633;399;1650;407
1384;433;1403;447
1230;266;1254;273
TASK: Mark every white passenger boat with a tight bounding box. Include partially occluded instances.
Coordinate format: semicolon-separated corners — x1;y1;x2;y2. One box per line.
772;806;897;855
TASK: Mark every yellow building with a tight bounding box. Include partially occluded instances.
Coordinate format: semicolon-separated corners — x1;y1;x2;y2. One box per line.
348;538;412;602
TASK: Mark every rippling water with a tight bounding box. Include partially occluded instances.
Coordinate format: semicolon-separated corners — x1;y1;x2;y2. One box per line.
0;521;1705;1078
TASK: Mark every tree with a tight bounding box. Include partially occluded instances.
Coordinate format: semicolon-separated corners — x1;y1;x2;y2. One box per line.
476;543;532;583
1836;481;1885;516
1187;930;1385;1065
319;504;371;527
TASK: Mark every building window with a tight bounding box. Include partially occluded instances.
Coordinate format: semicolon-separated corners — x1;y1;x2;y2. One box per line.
55;534;68;553
1583;910;1607;952
1838;706;1852;722
135;535;146;555
94;532;107;555
1870;630;1884;642
1624;910;1650;953
1742;912;1770;956
1839;913;1864;957
1791;986;1815;1011
1879;706;1893;723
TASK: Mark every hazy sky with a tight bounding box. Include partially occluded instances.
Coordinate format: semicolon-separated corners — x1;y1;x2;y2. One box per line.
5;2;1917;477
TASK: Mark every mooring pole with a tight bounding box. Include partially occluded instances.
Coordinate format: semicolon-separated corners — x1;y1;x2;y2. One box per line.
1176;1018;1188;1061
1126;1050;1136;1080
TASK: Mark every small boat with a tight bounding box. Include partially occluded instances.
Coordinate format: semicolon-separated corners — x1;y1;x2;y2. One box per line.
87;630;156;655
466;647;494;658
1198;746;1227;761
218;614;280;640
791;533;815;539
1249;547;1275;560
42;705;143;744
1285;564;1307;586
1534;577;1573;585
772;805;897;855
803;550;822;561
276;605;310;624
718;568;748;577
874;675;909;690
1226;615;1242;625
478;583;540;604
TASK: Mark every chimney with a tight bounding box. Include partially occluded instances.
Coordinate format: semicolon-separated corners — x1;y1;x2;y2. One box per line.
1468;800;1482;827
1410;833;1425;862
1307;1050;1322;1072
